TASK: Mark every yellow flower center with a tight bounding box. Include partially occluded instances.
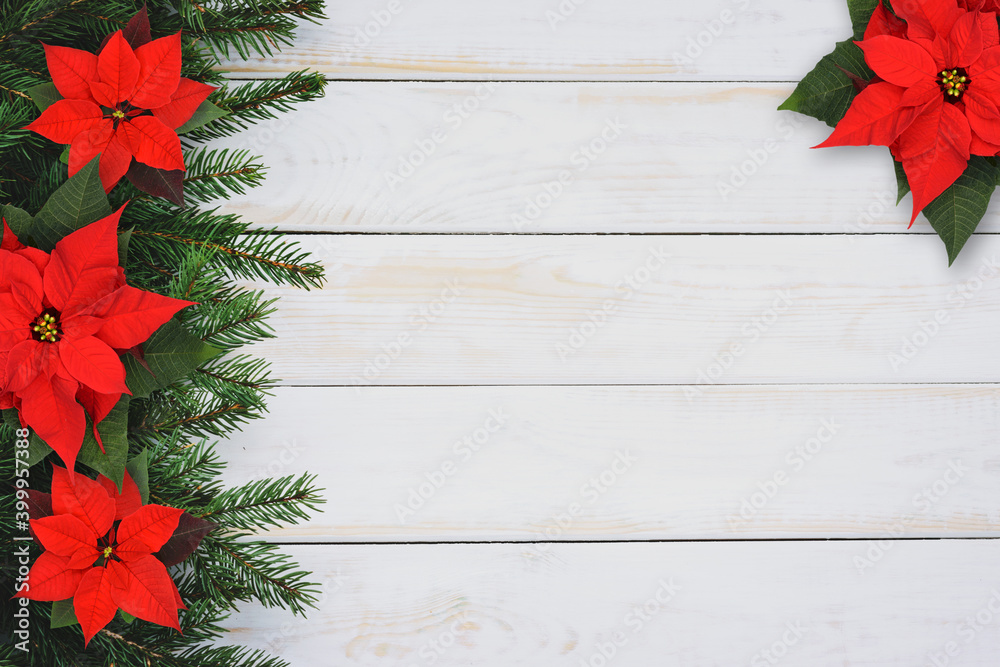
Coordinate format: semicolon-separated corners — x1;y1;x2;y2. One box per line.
32;312;60;343
112;109;126;119
103;546;113;558
940;69;970;99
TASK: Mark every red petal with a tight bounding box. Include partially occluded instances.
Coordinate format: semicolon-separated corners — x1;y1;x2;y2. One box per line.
92;32;139;107
965;93;1000;143
85;285;196;350
50;465;116;539
152;78;215;129
68;120;115;178
1;218;25;251
44;206;125;313
58;335;128;395
979;11;1000;48
865;2;908;40
119;116;184;171
900;102;972;224
111;555;181;631
971;130;1000;154
116;504;184;559
98;469;143;521
813;82;925;148
893;0;962;40
74;566;120;646
0;249;44;315
858;36;936;87
24;377;88;473
42;44;98;102
16;551;85;601
30;514;97;556
25;99;104;145
901;79;942;107
5;340;55;392
949;11;985;67
97;129;134;193
76;385;122;449
131;33;182;109
969;45;1000;106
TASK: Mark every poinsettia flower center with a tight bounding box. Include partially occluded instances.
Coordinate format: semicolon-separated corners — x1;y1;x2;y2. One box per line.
103;545;113;558
940;68;971;101
32;310;61;343
112;109;126;120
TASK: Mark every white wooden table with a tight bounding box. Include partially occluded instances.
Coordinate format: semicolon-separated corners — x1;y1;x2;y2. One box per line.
216;1;1000;664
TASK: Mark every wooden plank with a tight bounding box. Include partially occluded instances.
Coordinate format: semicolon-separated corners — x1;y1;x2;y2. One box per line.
221;385;1000;541
217;82;933;234
222;0;849;81
223;541;1000;665
248;234;1000;384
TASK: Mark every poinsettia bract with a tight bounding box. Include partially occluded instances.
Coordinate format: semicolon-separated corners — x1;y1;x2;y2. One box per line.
25;8;215;196
816;0;1000;224
18;466;185;645
0;212;195;472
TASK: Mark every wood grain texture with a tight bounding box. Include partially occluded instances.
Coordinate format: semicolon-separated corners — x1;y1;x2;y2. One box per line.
215;82;963;234
223;542;1000;666
221;0;848;81
249;234;1000;384
220;385;1000;541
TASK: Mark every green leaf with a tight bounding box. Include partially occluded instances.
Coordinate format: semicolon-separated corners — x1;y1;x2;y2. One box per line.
922;157;997;266
27;83;62;113
118;226;134;267
31;156;111;251
50;600;78;629
124;319;222;398
893;156;910;205
119;610;136;624
1;204;33;239
176;100;229;135
77;396;131;490
127;449;150;504
778;39;874;127
847;0;879;40
59;145;70;165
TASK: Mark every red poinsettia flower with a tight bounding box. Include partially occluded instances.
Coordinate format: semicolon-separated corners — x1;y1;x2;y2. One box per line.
0;212;195;472
18;466;185;645
25;28;214;193
815;0;1000;224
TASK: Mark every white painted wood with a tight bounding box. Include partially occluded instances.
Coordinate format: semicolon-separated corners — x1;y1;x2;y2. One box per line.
216;82;951;234
223;541;1000;666
247;234;1000;384
222;0;849;81
220;385;1000;541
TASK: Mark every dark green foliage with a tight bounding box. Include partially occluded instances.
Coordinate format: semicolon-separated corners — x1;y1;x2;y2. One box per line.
0;0;328;664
